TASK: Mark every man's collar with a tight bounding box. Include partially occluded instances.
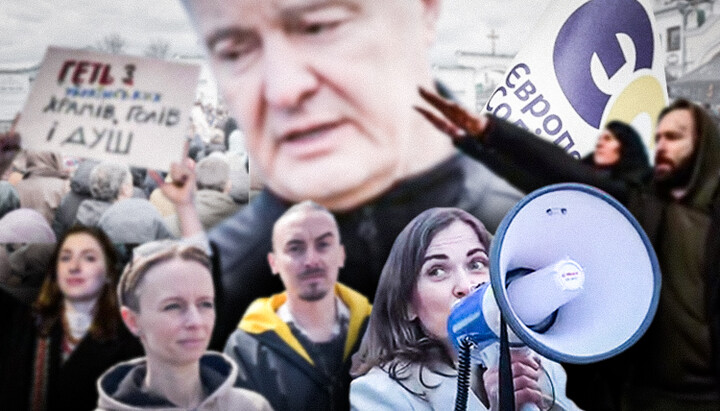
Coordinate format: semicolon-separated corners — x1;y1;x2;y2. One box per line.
276;295;350;340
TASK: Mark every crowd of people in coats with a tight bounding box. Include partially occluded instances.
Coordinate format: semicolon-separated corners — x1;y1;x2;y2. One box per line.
0;103;252;299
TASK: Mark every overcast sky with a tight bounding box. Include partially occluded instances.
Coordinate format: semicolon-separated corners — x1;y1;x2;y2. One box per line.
1;0;551;67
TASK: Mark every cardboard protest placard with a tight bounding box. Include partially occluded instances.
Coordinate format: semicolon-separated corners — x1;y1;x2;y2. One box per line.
16;46;200;171
482;0;667;158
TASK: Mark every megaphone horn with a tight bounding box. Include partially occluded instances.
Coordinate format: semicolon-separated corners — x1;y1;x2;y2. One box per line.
448;183;661;364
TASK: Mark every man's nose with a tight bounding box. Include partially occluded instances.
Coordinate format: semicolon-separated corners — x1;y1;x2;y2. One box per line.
262;38;320;109
654;137;668;155
304;247;321;267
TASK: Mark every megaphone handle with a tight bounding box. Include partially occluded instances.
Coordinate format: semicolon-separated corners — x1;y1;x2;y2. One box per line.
499;323;542;411
499;316;515;411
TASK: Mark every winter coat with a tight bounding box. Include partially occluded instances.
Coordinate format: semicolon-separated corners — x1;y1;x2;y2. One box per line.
0;291;144;411
351;363;486;411
15;151;69;224
98;198;173;244
96;352;272;411
224;284;372;411
52;159;98;238
0;208;56;243
350;348;578;411
75;199;113;227
165;190;239;237
148;188;176;217
0;180;20;219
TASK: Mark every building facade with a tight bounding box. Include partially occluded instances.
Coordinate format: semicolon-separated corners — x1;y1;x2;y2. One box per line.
432;0;720;113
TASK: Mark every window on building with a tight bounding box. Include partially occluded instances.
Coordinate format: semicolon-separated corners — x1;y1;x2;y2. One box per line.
667;26;681;52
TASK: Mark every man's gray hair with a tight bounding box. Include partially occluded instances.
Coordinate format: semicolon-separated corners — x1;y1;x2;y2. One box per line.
196;154;230;192
89;162;132;201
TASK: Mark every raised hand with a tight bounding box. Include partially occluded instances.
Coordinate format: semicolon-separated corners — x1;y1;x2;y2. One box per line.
148;140;204;237
415;86;488;142
148;140;196;208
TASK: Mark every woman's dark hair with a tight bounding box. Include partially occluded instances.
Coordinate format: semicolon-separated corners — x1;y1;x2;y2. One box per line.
33;225;123;341
351;208;491;389
582;120;651;184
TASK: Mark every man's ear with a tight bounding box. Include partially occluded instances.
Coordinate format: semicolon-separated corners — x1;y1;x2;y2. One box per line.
338;244;346;269
120;306;141;337
267;252;278;275
420;0;442;45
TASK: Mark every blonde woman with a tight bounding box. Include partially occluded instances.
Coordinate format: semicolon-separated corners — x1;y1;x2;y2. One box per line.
97;240;272;410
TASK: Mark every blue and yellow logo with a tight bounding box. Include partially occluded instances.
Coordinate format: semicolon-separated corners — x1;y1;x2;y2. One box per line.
553;0;665;132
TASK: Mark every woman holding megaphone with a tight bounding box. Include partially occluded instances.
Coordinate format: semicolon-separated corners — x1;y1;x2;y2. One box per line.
349;208;578;410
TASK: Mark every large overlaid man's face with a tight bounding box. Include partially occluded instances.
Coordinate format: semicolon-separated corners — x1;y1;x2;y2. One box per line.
185;0;441;209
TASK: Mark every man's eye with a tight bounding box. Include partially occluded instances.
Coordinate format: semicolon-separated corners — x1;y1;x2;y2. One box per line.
211;38;259;62
300;21;341;35
163;303;181;311
216;50;241;61
214;46;250;62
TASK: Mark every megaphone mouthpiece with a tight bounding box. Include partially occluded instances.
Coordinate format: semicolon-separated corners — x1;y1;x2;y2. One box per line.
507;258;585;327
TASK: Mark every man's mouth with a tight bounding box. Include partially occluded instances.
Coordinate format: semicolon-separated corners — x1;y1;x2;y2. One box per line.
298;268;326;280
283;122;341;143
655;157;674;169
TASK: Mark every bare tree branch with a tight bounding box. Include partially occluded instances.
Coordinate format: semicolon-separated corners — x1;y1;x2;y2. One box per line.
144;38;172;60
93;33;128;55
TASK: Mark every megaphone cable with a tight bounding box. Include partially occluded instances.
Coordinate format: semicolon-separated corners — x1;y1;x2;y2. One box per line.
454;337;473;411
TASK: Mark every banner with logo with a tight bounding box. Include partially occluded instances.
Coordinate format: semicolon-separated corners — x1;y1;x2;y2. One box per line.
482;0;667;158
16;46;200;171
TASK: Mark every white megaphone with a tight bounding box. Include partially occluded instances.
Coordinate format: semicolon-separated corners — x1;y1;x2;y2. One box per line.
447;183;661;409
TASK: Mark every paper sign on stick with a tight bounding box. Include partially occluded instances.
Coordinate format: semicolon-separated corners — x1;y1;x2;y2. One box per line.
482;0;667;158
16;46;200;171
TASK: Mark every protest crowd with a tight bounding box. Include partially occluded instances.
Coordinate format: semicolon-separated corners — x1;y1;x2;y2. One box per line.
3;0;720;410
